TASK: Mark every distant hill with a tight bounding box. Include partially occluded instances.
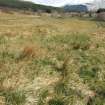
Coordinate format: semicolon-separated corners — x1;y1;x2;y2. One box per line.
0;0;60;12
64;4;88;12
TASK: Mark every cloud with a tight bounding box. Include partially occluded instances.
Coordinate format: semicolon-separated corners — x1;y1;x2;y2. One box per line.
25;0;94;7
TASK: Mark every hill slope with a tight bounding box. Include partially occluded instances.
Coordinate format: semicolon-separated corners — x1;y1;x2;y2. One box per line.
64;4;88;12
0;0;59;12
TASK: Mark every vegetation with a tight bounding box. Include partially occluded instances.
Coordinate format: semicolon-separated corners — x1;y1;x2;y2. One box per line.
0;0;60;12
0;89;26;105
0;12;105;105
97;8;105;13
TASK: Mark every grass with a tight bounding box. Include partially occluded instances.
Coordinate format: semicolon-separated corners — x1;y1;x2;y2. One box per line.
0;12;105;105
48;98;64;105
0;89;26;105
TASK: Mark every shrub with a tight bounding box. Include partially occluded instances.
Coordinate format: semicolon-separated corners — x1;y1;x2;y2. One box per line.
16;46;35;61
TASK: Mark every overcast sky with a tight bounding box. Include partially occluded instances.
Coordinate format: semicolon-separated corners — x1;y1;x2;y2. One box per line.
24;0;94;7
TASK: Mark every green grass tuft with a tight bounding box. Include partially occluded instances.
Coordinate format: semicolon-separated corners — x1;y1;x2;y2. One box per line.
0;89;26;105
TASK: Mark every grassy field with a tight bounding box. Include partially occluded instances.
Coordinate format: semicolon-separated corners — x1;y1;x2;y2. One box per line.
0;12;105;105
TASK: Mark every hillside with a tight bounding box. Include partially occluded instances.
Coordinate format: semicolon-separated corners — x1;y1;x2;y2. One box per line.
63;0;105;12
0;0;60;12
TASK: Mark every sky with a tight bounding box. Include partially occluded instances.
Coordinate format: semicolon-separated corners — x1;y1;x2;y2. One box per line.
24;0;94;7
